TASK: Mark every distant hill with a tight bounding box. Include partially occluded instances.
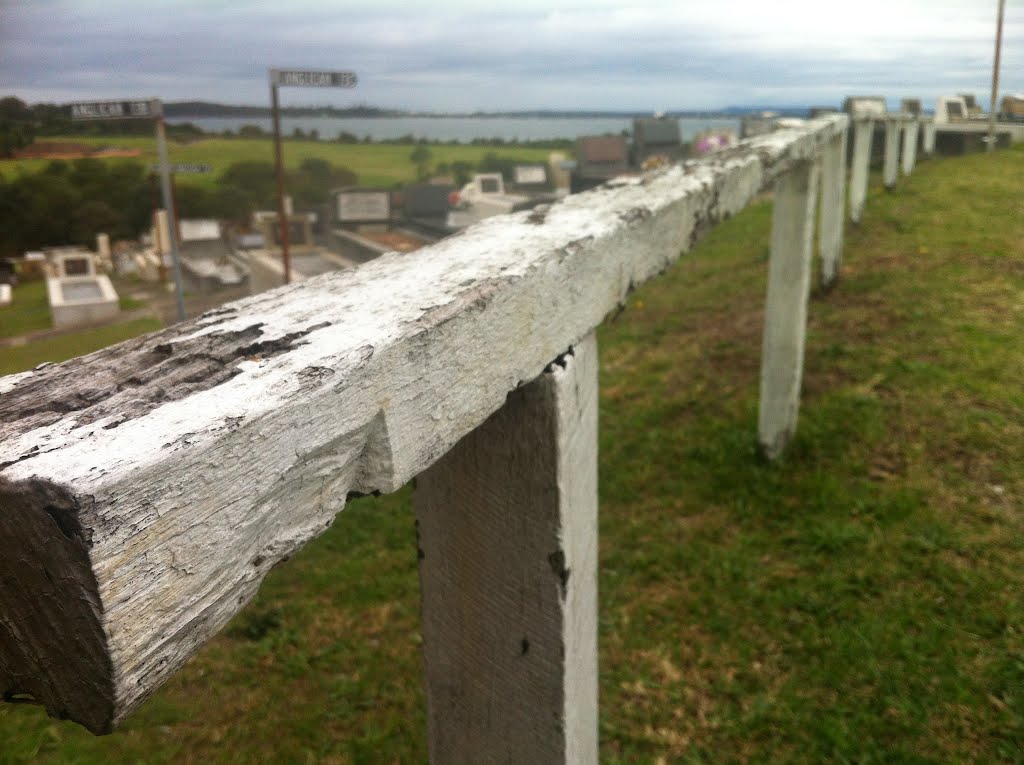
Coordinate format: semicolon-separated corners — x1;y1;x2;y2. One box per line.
718;105;819;117
162;102;791;120
163;102;401;118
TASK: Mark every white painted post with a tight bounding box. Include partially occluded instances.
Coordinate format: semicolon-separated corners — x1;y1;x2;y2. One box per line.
901;118;919;175
415;333;599;764
923;119;937;154
818;132;847;288
759;160;819;460
883;118;901;189
849;119;872;223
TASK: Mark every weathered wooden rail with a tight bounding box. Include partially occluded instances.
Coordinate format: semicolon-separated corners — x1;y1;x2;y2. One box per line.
1;111;931;760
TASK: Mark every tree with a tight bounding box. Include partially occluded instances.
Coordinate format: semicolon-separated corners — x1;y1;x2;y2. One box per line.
71;199;121;246
0;97;34;157
69;158;108;193
211;186;252;223
451;161;475;186
0;122;33;158
410;145;433;181
299;157;332;184
0;96;31;121
220;161;277;207
0;173;81;256
174;184;214;219
291;159;358;206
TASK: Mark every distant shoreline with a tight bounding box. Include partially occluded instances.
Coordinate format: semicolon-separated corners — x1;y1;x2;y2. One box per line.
164;114;745;143
163;101;808;120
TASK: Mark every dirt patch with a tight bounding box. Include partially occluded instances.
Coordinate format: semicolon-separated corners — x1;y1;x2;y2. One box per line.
357;231;429;252
14;142;142;160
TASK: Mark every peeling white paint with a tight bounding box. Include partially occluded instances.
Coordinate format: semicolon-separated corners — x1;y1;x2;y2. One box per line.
0;115;848;732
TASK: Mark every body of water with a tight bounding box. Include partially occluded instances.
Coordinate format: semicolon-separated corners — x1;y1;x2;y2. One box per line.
166;115;741;143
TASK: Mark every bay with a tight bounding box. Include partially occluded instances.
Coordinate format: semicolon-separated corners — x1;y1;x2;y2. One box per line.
166;115;741;143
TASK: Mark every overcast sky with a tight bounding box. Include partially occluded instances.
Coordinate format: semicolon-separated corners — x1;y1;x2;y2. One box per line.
2;0;1021;112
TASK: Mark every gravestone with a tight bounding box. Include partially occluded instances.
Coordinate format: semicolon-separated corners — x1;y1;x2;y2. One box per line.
334;188;392;225
404;184;455;218
572;135;629;193
513;165;547;186
632;117;682;165
253;211;316;250
475;174;504;195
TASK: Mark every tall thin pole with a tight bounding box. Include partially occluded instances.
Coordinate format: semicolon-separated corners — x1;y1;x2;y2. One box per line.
270;79;291;284
155;116;186;322
988;0;1006;152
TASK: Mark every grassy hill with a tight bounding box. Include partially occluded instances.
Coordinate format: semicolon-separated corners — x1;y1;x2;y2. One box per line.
0;144;1021;763
0;135;554;190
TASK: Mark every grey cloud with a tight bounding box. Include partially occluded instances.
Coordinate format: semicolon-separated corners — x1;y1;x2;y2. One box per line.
1;1;1018;110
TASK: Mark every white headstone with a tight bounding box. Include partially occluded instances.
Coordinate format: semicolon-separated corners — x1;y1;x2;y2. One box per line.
514;165;547;185
179;220;221;242
155;210;171;255
96;233;111;265
336;191;391;223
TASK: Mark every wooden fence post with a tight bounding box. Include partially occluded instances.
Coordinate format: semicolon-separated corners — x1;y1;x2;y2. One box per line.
923;119;937;155
901;118;919;175
759;160;819;460
849;119;872;223
415;332;599;764
883;117;901;189
818;131;847;288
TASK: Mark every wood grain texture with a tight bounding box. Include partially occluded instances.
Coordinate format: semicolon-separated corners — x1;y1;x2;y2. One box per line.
818;132;847;288
849;119;873;224
923;120;937;154
883;118;902;189
0;115;847;733
0;479;112;733
758;160;819;460
901;118;920;176
415;333;598;764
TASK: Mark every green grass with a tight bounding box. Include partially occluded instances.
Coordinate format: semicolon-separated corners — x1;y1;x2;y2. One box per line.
0;135;554;190
0;280;145;339
0;318;163;376
0;280;52;338
1;145;1022;763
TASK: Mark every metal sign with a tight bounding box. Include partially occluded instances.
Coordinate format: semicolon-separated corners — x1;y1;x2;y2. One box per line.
271;70;357;88
70;99;162;120
148;163;212;174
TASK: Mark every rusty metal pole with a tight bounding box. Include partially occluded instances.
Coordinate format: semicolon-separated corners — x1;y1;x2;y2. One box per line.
155;115;186;322
270;76;291;283
987;0;1006;153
